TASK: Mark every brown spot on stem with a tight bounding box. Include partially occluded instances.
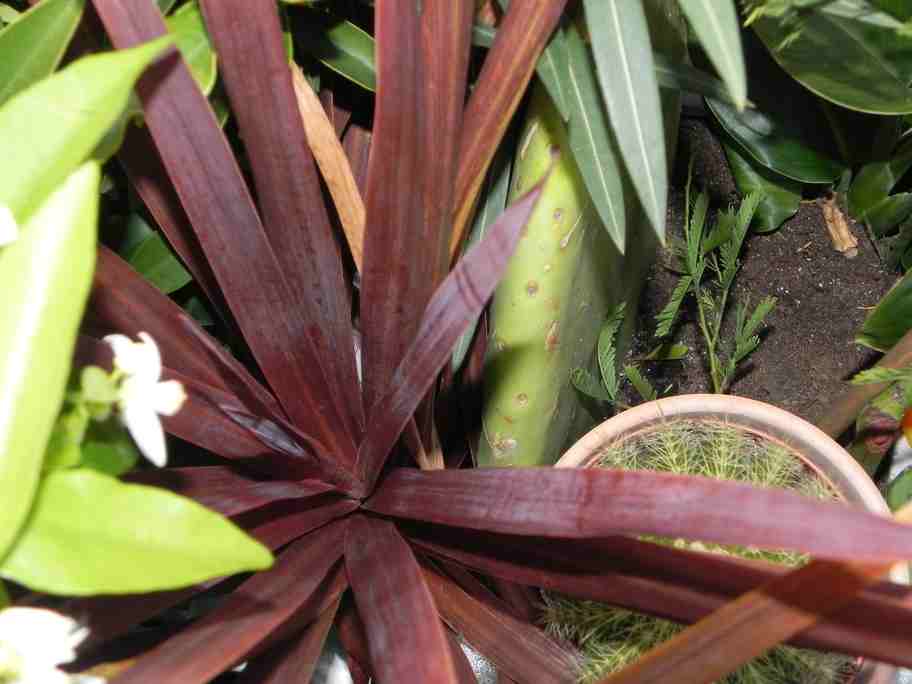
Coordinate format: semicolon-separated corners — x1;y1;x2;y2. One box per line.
545;320;559;353
526;280;539;297
516;393;529;407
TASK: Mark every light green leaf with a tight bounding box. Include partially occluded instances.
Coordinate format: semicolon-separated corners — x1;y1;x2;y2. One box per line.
565;23;625;251
0;162;99;561
0;5;21;26
1;468;273;595
0;0;84;106
677;0;746;110
584;0;667;242
293;9;375;92
752;1;912;115
887;468;912;511
643;342;689;361
0;37;170;223
124;227;192;294
570;368;612;402
858;268;912;351
722;139;801;233
624;364;658;402
166;0;216;95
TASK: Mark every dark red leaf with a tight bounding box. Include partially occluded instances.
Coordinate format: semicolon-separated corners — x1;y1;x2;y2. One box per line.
345;515;458;683
239;498;359;552
336;597;373;683
422;567;579;684
91;0;354;463
358;0;428;412
409;525;912;668
342;124;371;196
117;127;223;313
357;178;546;487
199;0;363;449
238;595;343;684
125;466;334;518
450;0;567;254
368;468;912;563
112;519;348;684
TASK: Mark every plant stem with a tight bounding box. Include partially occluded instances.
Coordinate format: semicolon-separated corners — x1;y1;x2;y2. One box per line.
693;282;722;393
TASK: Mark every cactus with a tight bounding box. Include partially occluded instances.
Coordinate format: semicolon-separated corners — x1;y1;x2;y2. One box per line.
478;1;685;467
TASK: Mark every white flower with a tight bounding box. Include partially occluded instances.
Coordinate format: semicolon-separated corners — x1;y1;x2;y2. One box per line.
0;206;17;248
0;607;102;684
103;332;187;467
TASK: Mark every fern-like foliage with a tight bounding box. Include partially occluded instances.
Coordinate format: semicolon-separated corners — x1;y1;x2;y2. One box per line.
624;364;657;402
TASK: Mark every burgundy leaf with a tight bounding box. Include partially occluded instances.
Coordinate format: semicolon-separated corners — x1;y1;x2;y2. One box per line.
445;628;482;684
369;468;912;563
450;0;567;254
238;595;343;684
117;127;223;312
91;0;354;463
345;515;458;683
358;0;428;412
357;178;546;487
422;567;580;684
418;0;473;289
336;597;373;683
239;498;359;552
125;466;333;518
112;519;348;684
199;0;363;449
90;248;272;408
342;124;371;196
409;524;912;668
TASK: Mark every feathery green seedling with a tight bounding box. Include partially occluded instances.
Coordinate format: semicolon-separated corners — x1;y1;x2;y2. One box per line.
541;419;852;684
657;179;776;393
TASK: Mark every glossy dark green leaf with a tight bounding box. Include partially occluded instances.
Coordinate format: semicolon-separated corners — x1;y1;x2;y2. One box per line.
565;23;625;249
654;53;745;107
123;214;193;294
848;137;912;228
584;0;667;240
867;193;912;236
0;468;273;595
0;0;84;106
706;31;845;184
0;163;99;561
677;0;746;110
292;8;375;91
722;139;801;232
752;1;912;115
858;268;912;350
870;0;912;21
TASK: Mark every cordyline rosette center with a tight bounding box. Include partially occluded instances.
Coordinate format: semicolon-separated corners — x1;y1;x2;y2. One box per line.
68;1;912;682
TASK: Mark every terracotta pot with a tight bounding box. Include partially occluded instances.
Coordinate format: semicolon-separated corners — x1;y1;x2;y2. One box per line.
556;394;908;684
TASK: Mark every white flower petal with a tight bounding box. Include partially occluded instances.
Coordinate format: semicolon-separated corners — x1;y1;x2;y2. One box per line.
0;206;18;247
135;332;162;383
149;380;186;417
122;400;168;467
103;332;162;383
0;608;86;667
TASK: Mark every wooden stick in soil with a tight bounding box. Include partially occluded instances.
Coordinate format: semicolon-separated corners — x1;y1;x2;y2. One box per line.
817;327;912;439
601;503;912;684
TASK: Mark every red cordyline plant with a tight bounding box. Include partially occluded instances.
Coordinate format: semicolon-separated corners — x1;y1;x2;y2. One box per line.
64;0;912;682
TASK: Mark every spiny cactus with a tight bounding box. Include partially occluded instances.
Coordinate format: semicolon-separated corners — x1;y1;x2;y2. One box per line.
478;1;685;466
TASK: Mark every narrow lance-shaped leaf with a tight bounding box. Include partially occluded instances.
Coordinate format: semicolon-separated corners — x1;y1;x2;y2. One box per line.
0;162;98;561
0;0;85;106
368;468;912;564
583;0;667;241
0;468;273;595
345;516;458;684
358;178;546;487
0;36;170;221
165;0;216;95
676;0;746;110
565;22;625;250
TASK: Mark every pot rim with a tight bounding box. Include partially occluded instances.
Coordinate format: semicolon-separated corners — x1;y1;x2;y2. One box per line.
556;393;907;684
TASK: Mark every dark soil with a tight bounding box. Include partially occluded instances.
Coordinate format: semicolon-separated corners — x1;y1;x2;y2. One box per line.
624;119;897;424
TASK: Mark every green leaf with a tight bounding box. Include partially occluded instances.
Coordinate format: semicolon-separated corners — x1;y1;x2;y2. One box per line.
0;162;99;561
624;364;658;402
565;23;625;251
537;23;570;121
166;0;216;95
80;366;118;405
0;37;171;223
157;0;179;13
124;221;193;295
887;468;912;511
0;468;273;595
0;5;21;26
858;268;912;351
584;0;667;242
43;405;89;472
642;342;689;361
850;366;912;385
570;367;612;402
596;302;627;400
0;0;84;107
722;139;801;233
866;193;912;236
80;421;138;477
655;274;693;338
654;53;746;108
752;1;912;115
848;138;912;220
677;0;747;110
293;9;375;92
